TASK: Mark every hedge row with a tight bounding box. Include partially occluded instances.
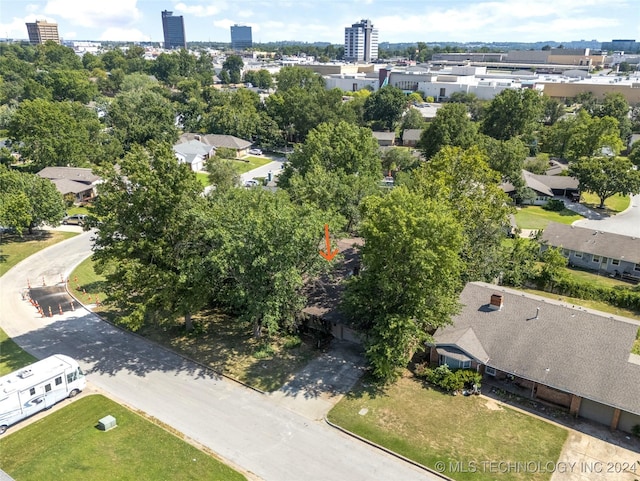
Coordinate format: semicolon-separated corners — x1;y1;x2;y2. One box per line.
533;276;640;311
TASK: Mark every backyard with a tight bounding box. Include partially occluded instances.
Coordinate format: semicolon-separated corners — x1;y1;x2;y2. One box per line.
328;375;568;481
0;394;246;481
513;205;582;230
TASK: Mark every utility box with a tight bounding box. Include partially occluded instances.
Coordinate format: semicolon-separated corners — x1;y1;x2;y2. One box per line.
98;415;117;431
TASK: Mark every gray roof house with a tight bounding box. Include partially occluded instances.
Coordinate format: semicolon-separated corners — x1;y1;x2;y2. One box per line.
431;282;640;433
371;131;396;146
402;129;423;147
172;139;213;172
178;133;252;157
36;167;101;204
541;222;640;281
501;170;579;205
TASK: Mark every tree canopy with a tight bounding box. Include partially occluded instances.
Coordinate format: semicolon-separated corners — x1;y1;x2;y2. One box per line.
481;88;543;140
569;156;640;208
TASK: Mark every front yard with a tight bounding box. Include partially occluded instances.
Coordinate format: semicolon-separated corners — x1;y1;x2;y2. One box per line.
513;205;583;230
328;375;568;481
69;256;320;392
233;155;272;174
0;230;77;277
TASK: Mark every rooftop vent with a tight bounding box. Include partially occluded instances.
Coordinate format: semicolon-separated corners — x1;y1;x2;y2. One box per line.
489;294;503;311
18;369;33;379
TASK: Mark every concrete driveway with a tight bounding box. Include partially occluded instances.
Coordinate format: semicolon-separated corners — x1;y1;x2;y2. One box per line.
0;232;434;481
572;194;640;237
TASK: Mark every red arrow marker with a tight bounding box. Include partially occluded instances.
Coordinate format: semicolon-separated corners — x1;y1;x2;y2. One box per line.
319;224;338;261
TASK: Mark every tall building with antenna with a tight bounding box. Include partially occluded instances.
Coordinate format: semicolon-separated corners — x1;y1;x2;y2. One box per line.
344;19;378;62
161;10;186;49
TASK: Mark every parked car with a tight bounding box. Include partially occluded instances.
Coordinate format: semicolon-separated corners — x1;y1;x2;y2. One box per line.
248;148;263;155
244;179;260;187
62;214;87;226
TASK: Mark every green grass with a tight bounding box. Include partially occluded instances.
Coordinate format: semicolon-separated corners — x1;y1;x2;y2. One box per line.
633;329;640;356
514;206;583;230
69;257;319;392
580;192;630;214
232;156;271;174
0;328;37;376
328;376;568;481
196;172;210;187
0;230;78;277
560;266;635;289
0;394;246;481
521;287;640;320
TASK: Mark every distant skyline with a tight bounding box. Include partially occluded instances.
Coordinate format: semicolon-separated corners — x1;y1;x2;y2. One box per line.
1;0;639;45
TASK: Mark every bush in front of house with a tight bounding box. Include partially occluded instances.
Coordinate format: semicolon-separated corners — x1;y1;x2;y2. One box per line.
415;364;482;393
542;199;565;212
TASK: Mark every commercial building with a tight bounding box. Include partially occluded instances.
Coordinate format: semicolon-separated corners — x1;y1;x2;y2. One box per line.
602;39;640;53
231;25;252;50
161;10;186;50
25;20;60;45
344;19;378;62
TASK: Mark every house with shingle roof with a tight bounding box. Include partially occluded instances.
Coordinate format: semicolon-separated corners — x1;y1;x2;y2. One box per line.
178;133;252;158
36;167;101;204
501;170;579;205
172;139;213;172
431;282;640;433
541;222;640;281
371;131;396;147
402;129;423;147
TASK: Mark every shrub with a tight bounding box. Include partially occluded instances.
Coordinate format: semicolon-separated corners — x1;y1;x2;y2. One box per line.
543;199;565;211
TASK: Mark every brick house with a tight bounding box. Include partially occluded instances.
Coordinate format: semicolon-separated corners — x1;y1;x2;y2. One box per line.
36;167;101;204
430;282;640;433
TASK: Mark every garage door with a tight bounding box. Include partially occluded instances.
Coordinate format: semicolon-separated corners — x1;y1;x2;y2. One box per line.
579;398;615;427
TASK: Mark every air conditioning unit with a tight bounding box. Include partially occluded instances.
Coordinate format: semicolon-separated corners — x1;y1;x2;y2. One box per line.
98;415;117;431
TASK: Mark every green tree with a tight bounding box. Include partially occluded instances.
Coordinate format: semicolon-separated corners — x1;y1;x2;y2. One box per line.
411;146;514;282
275;66;325;91
280;121;382;230
538;247;568;291
477;135;528;187
91;143;207;331
381;147;421;175
400;107;425;132
448;91;484;121
8;99;103;169
481;88;543;140
542;95;566;125
342;186;464;381
0;166;65;235
501;237;539;287
47;69;98;103
628;141;640;167
569;156;640;208
205;154;239;192
598;92;632;143
222;55;244;84
205;188;333;337
418;103;477;159
364;86;407;130
108;89;178;150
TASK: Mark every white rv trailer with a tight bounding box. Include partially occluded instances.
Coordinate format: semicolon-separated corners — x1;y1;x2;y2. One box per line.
0;354;86;434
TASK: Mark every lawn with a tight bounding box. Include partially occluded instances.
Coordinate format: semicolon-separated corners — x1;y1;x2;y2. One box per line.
521;287;640;321
0;394;246;481
514;206;583;230
0;230;78;277
328;376;568;481
232;156;271;174
0;327;37;376
580;192;630;214
196;172;210;187
69;256;319;392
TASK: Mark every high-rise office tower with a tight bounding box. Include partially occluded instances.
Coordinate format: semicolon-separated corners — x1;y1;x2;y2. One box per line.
344;19;378;62
161;10;186;49
230;25;253;50
25;20;60;45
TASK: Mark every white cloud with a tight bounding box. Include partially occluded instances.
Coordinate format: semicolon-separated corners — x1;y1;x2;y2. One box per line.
174;1;226;17
44;0;142;28
99;27;148;42
0;15;55;40
237;10;253;18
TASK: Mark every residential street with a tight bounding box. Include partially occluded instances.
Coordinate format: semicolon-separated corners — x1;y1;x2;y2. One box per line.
0;232;435;481
571;194;640;237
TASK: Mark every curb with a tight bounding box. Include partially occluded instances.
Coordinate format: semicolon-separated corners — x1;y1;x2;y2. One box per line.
323;415;455;481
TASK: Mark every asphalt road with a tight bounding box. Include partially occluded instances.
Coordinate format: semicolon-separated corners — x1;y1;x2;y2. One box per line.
0;232;435;481
572;193;640;237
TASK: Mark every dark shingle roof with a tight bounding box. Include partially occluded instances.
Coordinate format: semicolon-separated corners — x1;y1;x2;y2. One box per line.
542;222;640;264
434;282;640;415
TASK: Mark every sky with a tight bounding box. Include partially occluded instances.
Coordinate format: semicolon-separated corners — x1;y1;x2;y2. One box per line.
1;0;639;45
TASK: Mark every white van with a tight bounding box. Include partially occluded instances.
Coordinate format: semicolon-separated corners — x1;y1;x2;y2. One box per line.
0;354;86;434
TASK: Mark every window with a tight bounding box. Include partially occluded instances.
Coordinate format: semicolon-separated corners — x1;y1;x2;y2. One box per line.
55;376;62;386
67;372;76;383
485;366;496;376
44;384;51;393
574;251;582;258
462;360;471;369
592;255;601;263
29;387;36;396
611;259;620;266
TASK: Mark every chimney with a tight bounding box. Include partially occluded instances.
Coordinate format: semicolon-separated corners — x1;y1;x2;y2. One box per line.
489;294;503;311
